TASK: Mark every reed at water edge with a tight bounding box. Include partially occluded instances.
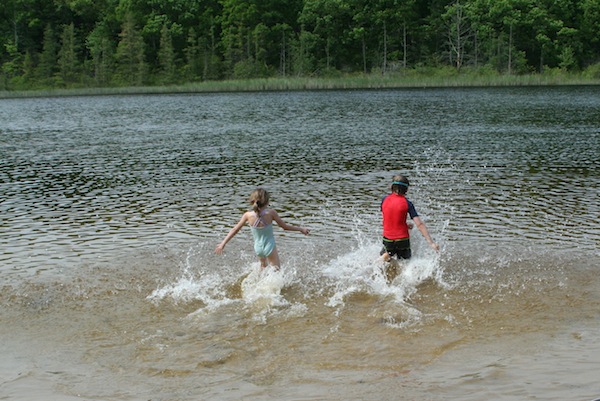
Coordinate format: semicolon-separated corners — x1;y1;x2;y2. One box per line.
1;68;599;99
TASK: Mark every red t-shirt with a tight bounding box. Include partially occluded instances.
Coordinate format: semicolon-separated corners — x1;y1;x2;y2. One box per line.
381;194;418;240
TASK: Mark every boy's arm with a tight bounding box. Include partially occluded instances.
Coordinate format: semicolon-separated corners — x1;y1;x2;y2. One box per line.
413;216;439;252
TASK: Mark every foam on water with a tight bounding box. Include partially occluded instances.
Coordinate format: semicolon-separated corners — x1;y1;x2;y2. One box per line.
240;266;289;305
148;271;231;307
145;232;445;332
321;242;443;301
147;244;233;308
148;243;300;320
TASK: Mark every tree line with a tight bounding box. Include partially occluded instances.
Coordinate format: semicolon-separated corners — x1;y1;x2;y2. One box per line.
1;0;599;90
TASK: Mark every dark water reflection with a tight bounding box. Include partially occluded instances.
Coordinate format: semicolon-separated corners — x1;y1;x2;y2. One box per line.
1;87;598;275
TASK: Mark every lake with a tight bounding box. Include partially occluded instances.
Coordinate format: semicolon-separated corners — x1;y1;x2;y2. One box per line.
0;86;599;400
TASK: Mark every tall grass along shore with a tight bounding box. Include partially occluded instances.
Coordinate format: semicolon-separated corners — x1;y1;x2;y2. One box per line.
1;70;599;99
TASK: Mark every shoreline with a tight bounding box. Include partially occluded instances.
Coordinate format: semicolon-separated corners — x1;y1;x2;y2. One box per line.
1;73;599;99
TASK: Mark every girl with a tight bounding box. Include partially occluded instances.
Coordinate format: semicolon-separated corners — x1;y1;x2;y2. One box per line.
215;188;310;269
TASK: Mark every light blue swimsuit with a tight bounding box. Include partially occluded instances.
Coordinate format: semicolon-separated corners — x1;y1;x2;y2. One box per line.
250;210;276;258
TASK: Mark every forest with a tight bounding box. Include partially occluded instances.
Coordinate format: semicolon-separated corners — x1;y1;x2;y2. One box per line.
1;0;600;90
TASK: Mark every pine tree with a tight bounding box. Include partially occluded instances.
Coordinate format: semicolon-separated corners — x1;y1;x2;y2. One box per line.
115;14;146;86
87;22;115;86
158;23;177;84
37;24;57;83
58;23;80;86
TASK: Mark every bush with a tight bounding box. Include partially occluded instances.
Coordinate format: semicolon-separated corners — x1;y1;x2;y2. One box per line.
233;60;273;79
583;62;600;79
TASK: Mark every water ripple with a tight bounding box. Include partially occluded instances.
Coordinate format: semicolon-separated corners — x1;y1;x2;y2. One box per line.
1;88;599;274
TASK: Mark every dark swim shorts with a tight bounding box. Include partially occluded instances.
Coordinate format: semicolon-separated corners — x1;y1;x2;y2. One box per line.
381;237;412;260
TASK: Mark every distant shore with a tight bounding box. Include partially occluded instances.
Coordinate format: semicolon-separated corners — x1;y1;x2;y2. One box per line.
1;72;599;99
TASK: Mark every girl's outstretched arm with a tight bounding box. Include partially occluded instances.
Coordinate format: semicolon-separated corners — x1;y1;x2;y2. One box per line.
215;213;249;254
271;210;310;235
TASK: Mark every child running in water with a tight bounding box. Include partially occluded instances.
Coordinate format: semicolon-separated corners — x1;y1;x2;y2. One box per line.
215;188;310;269
381;174;440;261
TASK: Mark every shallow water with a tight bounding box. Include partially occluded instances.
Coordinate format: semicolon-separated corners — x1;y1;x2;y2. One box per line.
1;87;599;400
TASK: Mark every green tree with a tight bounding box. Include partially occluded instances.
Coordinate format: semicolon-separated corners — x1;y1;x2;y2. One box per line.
2;0;62;57
1;40;22;89
219;0;260;77
219;0;301;76
158;23;177;84
183;27;201;80
259;0;303;72
0;0;20;53
87;21;115;86
180;1;223;81
197;1;223;80
581;0;600;65
373;0;418;73
290;28;319;76
114;13;146;85
0;0;599;90
37;24;58;83
57;23;80;85
273;23;293;76
443;0;473;70
470;0;532;73
299;0;354;73
21;51;36;85
348;0;373;73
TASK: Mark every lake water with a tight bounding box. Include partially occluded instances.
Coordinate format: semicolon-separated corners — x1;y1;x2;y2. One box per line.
0;87;599;400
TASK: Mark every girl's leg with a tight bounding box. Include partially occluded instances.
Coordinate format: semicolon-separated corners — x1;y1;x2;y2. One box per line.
266;248;281;270
259;257;268;268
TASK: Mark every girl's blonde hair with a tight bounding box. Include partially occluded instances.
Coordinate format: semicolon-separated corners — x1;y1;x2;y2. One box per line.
249;188;270;214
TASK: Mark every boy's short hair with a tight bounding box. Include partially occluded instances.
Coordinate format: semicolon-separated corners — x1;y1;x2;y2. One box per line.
391;175;410;194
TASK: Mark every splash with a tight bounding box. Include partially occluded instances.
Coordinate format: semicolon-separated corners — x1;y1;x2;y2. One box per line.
146;268;238;313
146;234;444;330
240;266;289;306
147;243;295;317
146;244;237;310
322;242;443;308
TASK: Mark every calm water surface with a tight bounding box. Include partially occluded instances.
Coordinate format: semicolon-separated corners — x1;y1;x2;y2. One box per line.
0;87;599;400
